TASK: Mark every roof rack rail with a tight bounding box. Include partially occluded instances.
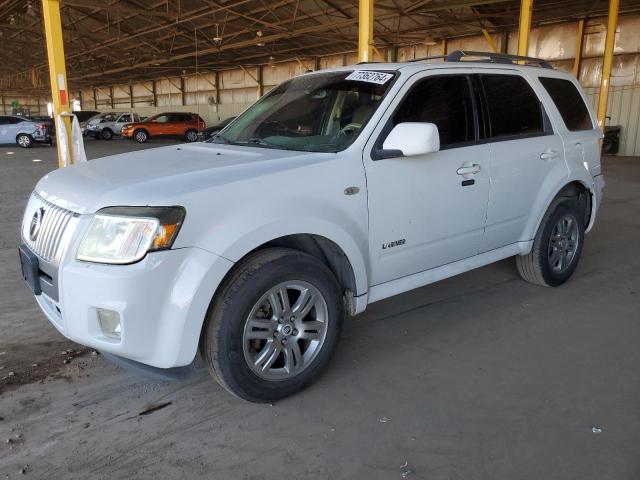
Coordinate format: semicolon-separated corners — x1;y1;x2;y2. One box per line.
406;50;553;69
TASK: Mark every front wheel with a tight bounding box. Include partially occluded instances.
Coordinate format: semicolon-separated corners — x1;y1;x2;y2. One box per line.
201;248;344;402
133;129;148;143
516;198;585;287
101;128;113;140
16;134;33;148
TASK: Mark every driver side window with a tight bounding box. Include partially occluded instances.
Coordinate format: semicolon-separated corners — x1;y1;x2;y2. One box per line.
393;75;475;148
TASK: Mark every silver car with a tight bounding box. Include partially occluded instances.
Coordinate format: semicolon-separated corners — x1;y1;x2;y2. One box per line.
0;115;50;148
84;112;140;140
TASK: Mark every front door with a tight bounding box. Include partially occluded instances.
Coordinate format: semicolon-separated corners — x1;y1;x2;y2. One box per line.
116;113;133;133
364;73;491;286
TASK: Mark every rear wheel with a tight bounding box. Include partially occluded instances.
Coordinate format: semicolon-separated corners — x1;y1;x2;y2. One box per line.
201;248;344;402
133;129;148;143
516;198;585;287
101;128;113;140
185;129;198;142
16;134;33;148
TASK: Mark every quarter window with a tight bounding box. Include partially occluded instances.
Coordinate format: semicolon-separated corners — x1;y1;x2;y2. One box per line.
392;75;475;147
539;77;593;131
481;74;544;139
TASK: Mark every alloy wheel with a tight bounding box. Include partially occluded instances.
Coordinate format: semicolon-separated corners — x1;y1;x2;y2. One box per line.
242;281;329;381
548;213;580;273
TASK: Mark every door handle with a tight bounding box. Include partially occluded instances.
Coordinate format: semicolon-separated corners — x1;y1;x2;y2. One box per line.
540;149;559;161
456;164;481;176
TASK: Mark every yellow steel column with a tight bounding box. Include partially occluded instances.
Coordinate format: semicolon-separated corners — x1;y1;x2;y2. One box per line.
572;19;585;78
358;0;374;63
517;0;533;57
41;0;73;168
597;0;620;130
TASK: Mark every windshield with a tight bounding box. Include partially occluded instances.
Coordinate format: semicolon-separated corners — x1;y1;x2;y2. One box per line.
100;113;123;122
212;70;396;153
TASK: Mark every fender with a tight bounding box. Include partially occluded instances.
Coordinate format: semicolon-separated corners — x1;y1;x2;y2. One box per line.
522;170;596;253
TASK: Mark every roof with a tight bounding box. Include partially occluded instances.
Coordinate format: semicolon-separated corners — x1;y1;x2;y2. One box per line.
2;0;639;92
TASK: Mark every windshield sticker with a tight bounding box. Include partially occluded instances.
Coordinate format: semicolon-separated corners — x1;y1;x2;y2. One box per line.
345;71;394;85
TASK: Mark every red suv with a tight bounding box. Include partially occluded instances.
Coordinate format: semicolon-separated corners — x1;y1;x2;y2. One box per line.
121;112;205;143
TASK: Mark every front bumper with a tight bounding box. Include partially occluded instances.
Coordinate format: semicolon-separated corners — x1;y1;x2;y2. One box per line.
25;243;233;368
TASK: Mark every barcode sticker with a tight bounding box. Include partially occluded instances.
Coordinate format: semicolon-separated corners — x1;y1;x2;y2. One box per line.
345;71;394;85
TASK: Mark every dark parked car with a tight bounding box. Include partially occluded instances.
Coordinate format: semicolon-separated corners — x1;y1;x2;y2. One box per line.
74;110;100;123
29;111;100;139
198;116;236;141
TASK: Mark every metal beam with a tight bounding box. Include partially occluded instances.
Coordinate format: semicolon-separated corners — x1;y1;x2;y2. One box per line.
62;0;171;18
41;0;73;168
517;0;533;57
572;19;585;79
358;0;374;62
597;0;619;131
482;28;498;53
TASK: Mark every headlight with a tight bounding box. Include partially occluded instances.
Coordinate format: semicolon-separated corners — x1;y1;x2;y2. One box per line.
76;206;186;264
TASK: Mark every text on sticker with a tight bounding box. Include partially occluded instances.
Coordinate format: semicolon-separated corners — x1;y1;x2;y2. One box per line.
345;71;394;85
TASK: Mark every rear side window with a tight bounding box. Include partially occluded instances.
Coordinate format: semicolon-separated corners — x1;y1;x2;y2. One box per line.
170;114;189;122
481;74;544;139
392;75;475;148
539;77;593;131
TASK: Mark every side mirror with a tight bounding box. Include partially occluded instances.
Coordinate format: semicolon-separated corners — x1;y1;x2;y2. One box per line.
381;122;440;157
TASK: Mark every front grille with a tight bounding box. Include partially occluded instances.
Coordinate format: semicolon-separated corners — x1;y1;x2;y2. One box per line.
22;192;76;263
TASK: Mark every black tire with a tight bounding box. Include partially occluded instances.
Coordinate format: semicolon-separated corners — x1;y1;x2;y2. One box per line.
184;129;198;142
101;128;113;140
133;129;148;143
516;197;585;287
16;133;33;148
201;248;344;403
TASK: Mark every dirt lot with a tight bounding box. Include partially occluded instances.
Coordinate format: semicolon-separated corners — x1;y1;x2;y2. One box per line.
1;140;639;479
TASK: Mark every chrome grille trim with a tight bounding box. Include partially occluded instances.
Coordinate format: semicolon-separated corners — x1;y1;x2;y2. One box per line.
22;192;77;263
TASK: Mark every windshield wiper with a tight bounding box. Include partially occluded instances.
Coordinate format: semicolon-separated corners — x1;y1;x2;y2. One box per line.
246;137;284;149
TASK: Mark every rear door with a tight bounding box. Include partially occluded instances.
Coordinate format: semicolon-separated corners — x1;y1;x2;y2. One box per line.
172;114;191;135
476;71;568;252
537;76;602;175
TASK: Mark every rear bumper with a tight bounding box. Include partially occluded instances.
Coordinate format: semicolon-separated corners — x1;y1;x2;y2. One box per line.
587;174;605;232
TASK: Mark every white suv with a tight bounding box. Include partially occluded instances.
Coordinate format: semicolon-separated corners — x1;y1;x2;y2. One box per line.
84;112;140;140
19;52;605;402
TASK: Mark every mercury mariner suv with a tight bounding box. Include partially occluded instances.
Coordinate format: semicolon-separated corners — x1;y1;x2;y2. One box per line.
19;52;605;402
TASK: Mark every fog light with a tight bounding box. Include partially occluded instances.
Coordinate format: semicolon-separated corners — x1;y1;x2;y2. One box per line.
97;308;121;339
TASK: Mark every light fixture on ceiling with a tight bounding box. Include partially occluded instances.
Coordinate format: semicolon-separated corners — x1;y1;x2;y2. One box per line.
268;55;275;67
422;35;437;46
9;15;16;25
26;2;36;17
213;23;223;46
257;42;265;47
256;30;263;38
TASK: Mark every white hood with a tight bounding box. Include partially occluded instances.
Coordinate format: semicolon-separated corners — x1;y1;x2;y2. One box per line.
35;143;332;214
